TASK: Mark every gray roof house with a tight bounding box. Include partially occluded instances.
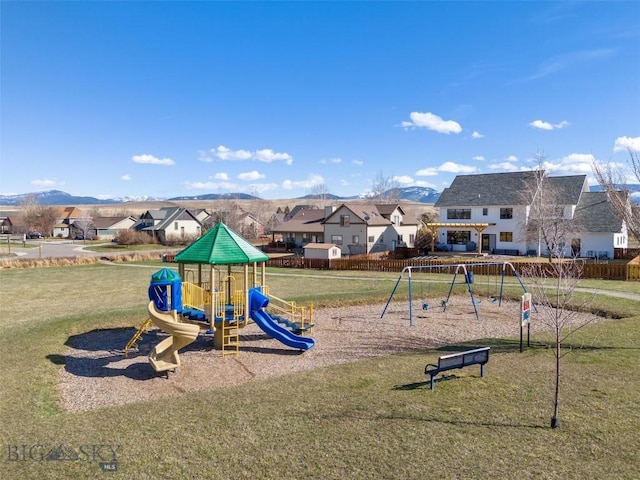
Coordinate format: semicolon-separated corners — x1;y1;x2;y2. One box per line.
433;171;627;258
136;207;203;244
272;207;326;247
322;203;419;255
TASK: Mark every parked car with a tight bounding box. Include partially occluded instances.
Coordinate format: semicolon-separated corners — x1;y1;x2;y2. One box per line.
27;232;43;239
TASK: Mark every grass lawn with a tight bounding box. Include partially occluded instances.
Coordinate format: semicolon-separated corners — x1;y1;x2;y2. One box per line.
0;263;638;479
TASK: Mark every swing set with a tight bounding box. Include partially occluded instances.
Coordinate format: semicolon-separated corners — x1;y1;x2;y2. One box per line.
380;262;532;326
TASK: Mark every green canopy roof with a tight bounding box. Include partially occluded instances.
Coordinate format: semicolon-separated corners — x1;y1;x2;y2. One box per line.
150;267;181;284
174;222;269;265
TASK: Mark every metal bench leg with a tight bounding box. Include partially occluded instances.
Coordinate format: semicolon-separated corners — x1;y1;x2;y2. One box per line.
480;364;485;377
430;374;435;390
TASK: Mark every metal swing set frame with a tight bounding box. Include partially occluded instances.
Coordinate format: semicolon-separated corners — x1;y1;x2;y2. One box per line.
380;261;532;326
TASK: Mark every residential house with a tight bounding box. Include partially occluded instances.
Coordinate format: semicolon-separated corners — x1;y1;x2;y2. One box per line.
136;207;202;244
90;216;137;240
235;212;266;239
433;171;627;258
0;213;24;234
272;207;326;247
53;207;89;238
322;203;419;255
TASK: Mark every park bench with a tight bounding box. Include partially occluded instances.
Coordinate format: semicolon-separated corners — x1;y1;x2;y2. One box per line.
424;347;490;390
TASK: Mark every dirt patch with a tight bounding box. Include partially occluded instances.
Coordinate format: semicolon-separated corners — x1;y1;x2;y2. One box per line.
57;297;602;412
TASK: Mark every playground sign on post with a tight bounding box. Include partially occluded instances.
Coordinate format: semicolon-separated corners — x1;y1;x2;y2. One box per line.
520;293;532;352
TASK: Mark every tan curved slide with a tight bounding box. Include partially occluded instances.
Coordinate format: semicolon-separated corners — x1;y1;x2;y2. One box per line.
147;301;200;373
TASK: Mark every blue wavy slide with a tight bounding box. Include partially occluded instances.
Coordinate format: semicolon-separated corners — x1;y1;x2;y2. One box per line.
248;288;315;351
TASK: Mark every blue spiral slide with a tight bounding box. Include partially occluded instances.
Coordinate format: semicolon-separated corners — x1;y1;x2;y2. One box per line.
248;288;315;351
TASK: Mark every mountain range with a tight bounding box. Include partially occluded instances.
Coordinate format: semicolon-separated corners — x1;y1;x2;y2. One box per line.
2;184;639;207
0;187;442;206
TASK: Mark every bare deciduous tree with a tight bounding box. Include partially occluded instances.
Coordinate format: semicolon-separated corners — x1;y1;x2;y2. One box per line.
308;183;331;208
20;195;60;236
209;198;247;236
73;210;94;241
521;259;595;429
370;171;401;202
414;212;437;252
592;148;640;242
521;158;583;259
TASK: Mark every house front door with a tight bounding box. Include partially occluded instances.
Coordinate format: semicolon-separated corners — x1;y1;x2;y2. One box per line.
481;234;495;252
571;238;581;257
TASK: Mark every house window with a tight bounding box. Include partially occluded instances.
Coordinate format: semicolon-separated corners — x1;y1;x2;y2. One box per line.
500;232;513;242
447;209;471;220
393;215;400;225
398;234;403;242
447;230;471;245
340;215;350;227
174;222;179;230
500;208;513;219
368;235;374;243
380;235;384;243
331;235;343;245
409;234;415;244
482;208;488;216
352;235;359;244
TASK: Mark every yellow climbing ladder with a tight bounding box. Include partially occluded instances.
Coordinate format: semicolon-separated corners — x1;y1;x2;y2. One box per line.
221;320;239;356
124;318;153;358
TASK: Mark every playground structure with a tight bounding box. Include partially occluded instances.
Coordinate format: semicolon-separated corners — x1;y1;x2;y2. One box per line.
147;300;200;373
125;222;315;371
381;262;533;326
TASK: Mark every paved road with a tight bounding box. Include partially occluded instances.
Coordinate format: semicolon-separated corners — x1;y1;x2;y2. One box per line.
0;240;105;261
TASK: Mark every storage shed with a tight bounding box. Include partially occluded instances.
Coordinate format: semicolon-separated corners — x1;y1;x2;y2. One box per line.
303;243;341;260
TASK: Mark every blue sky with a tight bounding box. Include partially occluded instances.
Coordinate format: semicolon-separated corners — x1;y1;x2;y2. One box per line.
1;1;639;200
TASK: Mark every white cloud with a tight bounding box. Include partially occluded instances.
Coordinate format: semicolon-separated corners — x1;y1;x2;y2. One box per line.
198;150;213;163
393;175;414;185
488;162;521;171
439;161;477;173
471;131;484;139
472;155;485;161
209;145;293;165
282;174;325;190
238;170;265;181
340;178;350;186
543;153;595;173
416;162;477;176
132;154;175;165
613;136;640;152
401;112;462;134
248;183;279;194
212;145;253;161
31;178;62;187
352;159;364;166
320;157;342;164
121;174;132;181
529;119;570;130
415;167;439;176
506;155;519;162
213;172;229;181
255;149;294;165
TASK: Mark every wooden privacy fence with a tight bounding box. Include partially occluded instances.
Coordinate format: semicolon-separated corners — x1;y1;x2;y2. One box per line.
265;256;640;281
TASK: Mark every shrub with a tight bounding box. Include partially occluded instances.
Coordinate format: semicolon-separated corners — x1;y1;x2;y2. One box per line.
113;230;157;246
